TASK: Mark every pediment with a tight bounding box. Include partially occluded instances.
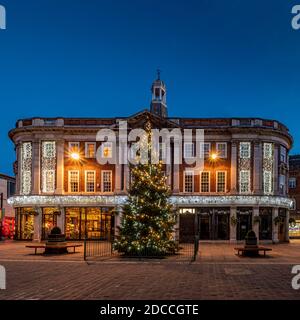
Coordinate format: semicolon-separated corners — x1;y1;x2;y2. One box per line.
125;109;180;130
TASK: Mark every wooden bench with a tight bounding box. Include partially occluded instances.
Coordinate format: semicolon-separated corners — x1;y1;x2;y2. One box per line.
234;246;272;257
26;244;82;255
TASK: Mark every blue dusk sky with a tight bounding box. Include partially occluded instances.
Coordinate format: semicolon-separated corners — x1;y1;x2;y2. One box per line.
0;0;300;176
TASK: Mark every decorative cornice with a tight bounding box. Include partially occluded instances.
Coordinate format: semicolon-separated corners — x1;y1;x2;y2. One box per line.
8;195;294;209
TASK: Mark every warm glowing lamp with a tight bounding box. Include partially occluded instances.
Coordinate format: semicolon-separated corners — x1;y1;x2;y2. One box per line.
210;153;218;161
71;152;80;160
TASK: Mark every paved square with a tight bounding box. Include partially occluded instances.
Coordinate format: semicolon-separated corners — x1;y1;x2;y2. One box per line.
0;241;300;300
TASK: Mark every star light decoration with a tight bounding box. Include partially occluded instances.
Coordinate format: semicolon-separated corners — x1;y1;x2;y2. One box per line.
8;195;294;209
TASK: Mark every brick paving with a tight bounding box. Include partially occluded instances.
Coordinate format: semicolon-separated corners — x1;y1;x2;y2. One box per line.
0;240;300;300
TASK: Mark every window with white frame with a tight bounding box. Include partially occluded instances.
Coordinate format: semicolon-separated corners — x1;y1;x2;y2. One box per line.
102;170;112;192
280;146;287;163
200;171;210;193
85;142;96;158
289;177;297;189
69;170;79;193
240;142;251;159
216;143;227;158
200;143;211;158
263;171;272;194
240;170;250;193
85;171;95;192
101;142;113;158
184;171;194;192
184;142;194;159
279;174;286;194
263;143;273;159
217;171;226;192
69;142;80;154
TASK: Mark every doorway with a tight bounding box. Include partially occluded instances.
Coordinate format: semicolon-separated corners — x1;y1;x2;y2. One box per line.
237;208;252;240
259;208;272;240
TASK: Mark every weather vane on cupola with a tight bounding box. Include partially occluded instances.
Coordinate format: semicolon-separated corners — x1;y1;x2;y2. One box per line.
157;68;161;80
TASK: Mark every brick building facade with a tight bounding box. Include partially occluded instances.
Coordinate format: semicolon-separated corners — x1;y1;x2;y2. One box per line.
8;77;294;242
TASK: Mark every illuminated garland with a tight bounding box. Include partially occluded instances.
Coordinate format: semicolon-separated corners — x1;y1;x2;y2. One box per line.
8;194;294;209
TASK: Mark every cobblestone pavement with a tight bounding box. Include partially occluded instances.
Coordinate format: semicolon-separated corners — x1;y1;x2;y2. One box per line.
0;241;300;300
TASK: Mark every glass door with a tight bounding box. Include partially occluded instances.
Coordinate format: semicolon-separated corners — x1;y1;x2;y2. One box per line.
237;210;252;240
216;213;229;240
42;211;58;240
199;215;210;240
259;209;272;240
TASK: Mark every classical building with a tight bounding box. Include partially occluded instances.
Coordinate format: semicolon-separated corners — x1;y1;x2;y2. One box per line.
8;77;293;242
288;155;300;238
0;173;16;239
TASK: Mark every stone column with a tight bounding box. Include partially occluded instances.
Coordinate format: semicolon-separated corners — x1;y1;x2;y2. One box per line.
55;140;65;195
230;206;237;242
124;164;130;191
173;140;181;194
273;144;279;195
57;208;65;234
231;142;238;193
115;157;122;193
15;143;22;194
175;210;180;243
272;208;279;243
253;142;262;194
32;140;41;195
285;210;290;242
173;164;180;194
33;208;42;242
252;207;260;242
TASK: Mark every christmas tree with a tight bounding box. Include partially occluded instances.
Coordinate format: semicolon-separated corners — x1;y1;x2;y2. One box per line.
114;128;176;256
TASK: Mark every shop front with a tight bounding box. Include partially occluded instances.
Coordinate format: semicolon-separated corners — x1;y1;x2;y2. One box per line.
178;207;230;242
15;208;35;240
65;207;114;240
15;206;115;241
